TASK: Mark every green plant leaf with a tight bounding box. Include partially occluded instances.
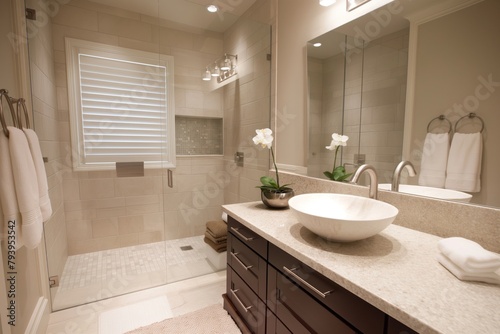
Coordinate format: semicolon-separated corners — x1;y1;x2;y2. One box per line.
260;176;279;188
323;171;334;180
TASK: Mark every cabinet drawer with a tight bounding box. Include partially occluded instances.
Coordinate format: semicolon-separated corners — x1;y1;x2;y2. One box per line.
269;244;385;334
228;233;267;300
227;267;266;334
228;216;268;258
268;265;356;334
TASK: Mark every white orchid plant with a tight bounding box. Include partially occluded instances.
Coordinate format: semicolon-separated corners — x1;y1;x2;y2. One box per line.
324;133;352;182
253;128;292;192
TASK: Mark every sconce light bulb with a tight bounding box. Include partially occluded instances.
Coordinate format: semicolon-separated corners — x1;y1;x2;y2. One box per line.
221;57;231;71
207;5;218;13
202;68;212;81
212;64;220;77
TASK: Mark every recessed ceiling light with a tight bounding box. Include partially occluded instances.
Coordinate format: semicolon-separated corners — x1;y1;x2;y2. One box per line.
313;42;322;47
207;5;218;13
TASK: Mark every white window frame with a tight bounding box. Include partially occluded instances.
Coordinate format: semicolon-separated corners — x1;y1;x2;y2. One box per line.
65;38;176;171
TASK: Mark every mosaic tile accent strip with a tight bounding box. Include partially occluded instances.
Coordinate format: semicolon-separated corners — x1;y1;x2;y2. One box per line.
175;116;223;155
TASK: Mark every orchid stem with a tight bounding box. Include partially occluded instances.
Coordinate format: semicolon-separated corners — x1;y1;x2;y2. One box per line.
271;146;280;188
332;146;339;173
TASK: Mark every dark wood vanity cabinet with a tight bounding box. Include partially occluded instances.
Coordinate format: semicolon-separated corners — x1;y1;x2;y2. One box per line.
223;215;418;334
225;216;268;333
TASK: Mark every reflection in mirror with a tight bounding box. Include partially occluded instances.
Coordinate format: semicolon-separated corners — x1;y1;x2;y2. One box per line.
306;0;500;209
307;26;409;184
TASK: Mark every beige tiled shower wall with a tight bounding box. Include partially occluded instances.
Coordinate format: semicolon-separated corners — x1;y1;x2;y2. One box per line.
52;0;226;255
222;0;274;204
26;0;69;289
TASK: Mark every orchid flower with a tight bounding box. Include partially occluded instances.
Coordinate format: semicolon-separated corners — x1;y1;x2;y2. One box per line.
324;133;352;182
253;128;292;192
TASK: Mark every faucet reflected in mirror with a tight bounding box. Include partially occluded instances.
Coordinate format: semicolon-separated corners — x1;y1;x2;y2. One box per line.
351;164;378;200
391;161;417;192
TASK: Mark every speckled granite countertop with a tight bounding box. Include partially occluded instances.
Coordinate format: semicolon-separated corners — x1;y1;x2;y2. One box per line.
222;201;500;334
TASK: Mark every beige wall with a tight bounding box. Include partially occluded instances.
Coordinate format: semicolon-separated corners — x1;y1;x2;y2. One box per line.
275;0;393;167
409;0;500;207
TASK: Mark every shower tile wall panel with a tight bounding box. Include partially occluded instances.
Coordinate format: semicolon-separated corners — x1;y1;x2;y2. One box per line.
26;0;69;286
222;0;274;204
52;0;226;255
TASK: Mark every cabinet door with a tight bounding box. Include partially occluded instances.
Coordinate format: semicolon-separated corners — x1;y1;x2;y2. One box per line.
268;265;356;334
228;233;267;300
227;267;267;334
266;309;292;334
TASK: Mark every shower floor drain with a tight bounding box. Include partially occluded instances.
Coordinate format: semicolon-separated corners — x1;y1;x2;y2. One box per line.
180;245;193;251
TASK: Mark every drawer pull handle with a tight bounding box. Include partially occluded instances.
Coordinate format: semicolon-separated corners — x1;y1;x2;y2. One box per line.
231;252;254;270
283;266;334;298
230;227;255;241
231;289;253;312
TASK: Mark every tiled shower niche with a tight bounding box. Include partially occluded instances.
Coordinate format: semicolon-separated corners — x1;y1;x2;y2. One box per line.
175;116;223;155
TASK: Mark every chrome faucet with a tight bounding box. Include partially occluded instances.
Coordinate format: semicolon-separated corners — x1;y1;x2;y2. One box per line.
351;164;378;199
391;161;417;192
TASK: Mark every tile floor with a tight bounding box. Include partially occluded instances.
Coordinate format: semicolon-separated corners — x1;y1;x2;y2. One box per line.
46;271;227;334
52;236;220;310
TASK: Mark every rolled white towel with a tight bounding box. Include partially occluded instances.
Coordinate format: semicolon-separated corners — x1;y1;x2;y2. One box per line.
437;253;500;285
438;237;500;273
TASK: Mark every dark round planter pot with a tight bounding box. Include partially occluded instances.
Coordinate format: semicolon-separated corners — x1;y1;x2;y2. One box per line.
260;189;295;209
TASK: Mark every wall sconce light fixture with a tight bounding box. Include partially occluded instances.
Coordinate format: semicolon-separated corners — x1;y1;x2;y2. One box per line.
202;53;237;83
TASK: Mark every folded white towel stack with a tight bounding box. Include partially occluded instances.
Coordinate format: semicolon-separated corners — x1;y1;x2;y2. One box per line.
445;132;482;192
418;132;449;188
437;237;500;284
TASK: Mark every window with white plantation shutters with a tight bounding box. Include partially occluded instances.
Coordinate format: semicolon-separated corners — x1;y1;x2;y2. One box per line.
65;38;175;171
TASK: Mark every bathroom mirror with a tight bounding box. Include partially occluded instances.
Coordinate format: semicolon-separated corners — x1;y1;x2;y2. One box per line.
305;0;500;208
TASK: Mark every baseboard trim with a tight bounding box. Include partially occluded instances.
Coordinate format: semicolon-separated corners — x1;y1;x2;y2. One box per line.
25;297;49;334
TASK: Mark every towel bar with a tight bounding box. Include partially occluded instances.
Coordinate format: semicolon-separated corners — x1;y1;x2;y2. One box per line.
426;114;452;134
454;112;485;133
0;89;32;137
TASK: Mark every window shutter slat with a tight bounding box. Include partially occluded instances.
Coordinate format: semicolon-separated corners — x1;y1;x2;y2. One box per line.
78;53;169;164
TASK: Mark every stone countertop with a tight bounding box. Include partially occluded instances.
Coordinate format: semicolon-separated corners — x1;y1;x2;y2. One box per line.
222;201;500;334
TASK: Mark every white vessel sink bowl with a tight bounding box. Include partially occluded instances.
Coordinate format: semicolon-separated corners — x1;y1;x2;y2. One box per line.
378;184;472;203
288;193;398;242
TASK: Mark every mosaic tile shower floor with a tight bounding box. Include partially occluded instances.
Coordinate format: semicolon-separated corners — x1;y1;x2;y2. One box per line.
52;236;218;310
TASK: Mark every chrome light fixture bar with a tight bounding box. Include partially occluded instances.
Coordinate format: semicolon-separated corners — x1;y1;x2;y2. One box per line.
202;53;237;83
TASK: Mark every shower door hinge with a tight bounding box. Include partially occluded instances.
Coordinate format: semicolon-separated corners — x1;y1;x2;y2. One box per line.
25;8;37;20
49;275;59;288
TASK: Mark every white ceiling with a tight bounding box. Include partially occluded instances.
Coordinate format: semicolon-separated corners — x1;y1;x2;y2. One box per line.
88;0;257;32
